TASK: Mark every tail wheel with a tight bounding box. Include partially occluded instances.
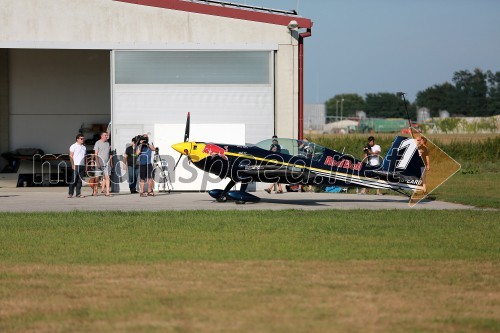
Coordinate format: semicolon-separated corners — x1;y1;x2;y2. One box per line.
216;196;227;203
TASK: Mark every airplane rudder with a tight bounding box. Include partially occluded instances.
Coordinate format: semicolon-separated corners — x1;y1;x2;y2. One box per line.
382;136;423;177
381;136;406;172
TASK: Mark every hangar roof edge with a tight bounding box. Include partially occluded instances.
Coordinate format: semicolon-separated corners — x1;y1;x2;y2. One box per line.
114;0;313;29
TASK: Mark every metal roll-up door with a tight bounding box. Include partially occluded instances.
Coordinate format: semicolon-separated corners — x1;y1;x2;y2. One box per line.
111;50;274;191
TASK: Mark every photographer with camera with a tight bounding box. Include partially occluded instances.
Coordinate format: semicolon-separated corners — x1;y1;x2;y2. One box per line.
122;137;139;194
360;136;382;195
135;134;156;197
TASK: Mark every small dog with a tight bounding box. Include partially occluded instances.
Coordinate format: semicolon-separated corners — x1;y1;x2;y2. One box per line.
87;160;103;196
88;176;101;196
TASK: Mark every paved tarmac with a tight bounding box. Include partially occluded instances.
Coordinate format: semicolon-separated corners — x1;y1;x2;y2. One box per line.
0;187;476;212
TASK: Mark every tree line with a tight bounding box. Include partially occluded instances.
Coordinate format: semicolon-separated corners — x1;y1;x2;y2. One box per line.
325;68;500;120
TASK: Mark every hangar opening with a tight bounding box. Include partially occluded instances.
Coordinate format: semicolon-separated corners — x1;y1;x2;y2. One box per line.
0;48;110;186
7;48;111;154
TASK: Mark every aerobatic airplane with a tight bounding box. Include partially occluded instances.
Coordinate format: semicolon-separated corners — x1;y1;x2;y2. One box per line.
171;113;438;204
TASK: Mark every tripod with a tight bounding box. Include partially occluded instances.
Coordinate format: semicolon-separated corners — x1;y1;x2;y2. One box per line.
152;148;172;193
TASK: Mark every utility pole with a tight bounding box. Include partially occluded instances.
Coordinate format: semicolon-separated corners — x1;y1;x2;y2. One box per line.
336;100;339;121
340;98;345;121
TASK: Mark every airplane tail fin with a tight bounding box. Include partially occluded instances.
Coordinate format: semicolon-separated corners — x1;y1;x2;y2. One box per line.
379;134;461;207
380;136;424;179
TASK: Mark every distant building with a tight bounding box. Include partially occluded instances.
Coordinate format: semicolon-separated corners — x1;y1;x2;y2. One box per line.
304;104;326;132
439;110;450;119
417;107;431;124
324;120;359;134
355;111;367;119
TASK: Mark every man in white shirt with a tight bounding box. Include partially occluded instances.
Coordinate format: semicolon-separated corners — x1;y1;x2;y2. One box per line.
360;136;382;195
68;134;87;198
367;136;381;167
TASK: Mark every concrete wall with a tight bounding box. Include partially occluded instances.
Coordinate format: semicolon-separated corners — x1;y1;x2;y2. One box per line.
275;44;298;138
0;0;292;45
1;0;300;139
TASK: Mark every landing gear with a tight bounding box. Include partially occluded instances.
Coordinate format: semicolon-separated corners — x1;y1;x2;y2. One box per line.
208;179;236;202
207;181;260;203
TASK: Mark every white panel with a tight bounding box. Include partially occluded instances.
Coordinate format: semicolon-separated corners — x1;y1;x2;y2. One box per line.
113;124;144;157
154;123;245;191
113;85;273;145
114;51;270;84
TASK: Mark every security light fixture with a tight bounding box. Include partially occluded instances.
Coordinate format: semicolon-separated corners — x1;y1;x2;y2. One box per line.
287;20;299;30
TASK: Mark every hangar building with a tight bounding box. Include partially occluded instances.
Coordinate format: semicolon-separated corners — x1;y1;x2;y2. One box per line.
0;0;313;190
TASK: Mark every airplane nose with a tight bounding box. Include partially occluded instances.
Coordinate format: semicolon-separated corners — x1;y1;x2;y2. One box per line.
171;142;191;155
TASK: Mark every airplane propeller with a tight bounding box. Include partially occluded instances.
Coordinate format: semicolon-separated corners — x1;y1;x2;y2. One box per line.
174;112;190;170
183;111;190;143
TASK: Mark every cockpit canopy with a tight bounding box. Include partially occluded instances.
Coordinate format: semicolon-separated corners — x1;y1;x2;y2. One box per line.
254;138;326;161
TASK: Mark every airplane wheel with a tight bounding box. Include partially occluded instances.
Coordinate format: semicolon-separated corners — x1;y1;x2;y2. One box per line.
235;200;246;205
216;196;227;202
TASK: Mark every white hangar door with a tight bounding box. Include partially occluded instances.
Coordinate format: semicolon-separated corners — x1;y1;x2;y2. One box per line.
111;50;275;191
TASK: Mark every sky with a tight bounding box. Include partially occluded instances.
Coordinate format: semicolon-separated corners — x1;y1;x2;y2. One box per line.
242;0;500;103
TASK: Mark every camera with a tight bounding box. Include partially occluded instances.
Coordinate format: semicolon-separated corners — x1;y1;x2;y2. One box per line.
135;134;149;144
363;144;371;154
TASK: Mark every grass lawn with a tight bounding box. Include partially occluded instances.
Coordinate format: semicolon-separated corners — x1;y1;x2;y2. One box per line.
432;171;500;208
0;210;499;332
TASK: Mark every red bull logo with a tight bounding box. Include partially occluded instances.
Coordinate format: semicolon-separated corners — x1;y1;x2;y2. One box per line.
324;156;362;171
202;144;228;160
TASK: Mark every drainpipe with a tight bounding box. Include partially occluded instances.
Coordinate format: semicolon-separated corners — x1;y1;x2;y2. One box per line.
298;28;311;140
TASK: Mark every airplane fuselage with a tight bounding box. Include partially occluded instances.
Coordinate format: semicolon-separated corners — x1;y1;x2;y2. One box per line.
173;139;422;193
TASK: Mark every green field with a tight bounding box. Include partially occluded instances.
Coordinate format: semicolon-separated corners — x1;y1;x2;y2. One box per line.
1;134;498;332
1;211;499;332
432;171;500;208
1;211;499;263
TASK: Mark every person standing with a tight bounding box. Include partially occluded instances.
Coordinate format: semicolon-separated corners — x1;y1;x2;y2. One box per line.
123;137;139;194
136;134;156;197
416;135;430;194
265;138;284;194
68;134;87;198
94;131;112;196
298;138;311;156
360;136;382;195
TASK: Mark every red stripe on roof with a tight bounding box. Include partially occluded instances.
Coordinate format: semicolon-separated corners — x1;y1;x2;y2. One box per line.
115;0;313;29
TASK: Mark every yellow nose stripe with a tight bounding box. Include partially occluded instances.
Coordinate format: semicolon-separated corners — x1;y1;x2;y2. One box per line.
171;142;209;162
171;142;191;155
